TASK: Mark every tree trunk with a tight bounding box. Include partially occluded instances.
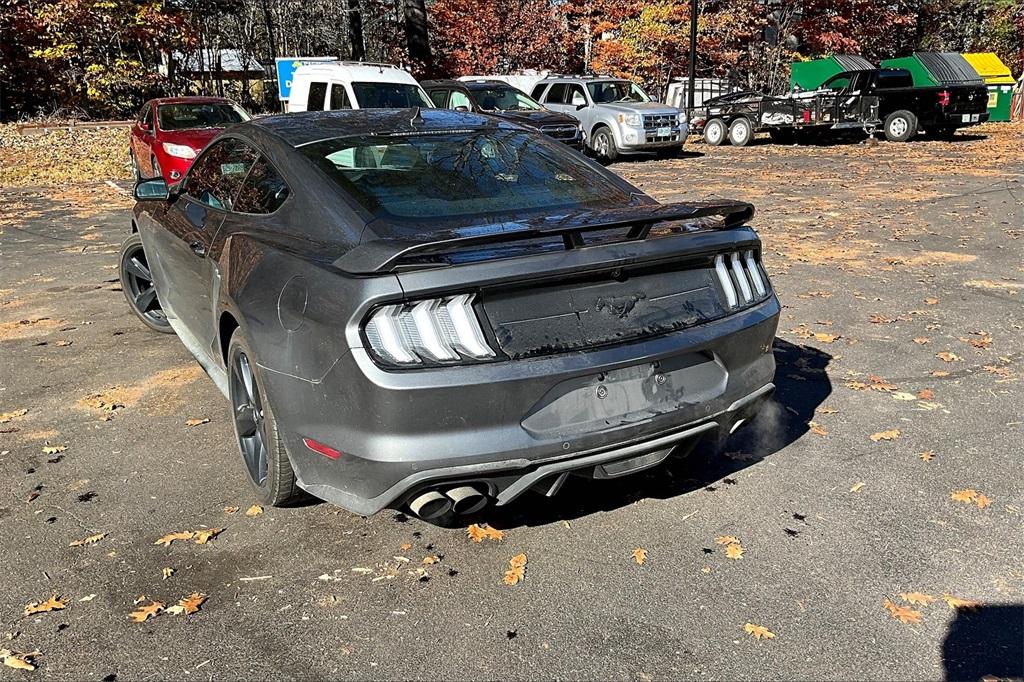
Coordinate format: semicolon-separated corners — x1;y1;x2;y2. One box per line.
348;0;365;60
402;0;431;73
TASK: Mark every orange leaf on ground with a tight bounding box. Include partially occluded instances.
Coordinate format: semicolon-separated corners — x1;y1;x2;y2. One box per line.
974;493;992;509
809;421;828;437
176;593;206;615
1;651;38;671
850;482;866;493
466;524;504;542
950;489;978;503
870;429;901;442
936;352;960;362
917;389;935;400
194;528;223;545
942;594;979;610
913;337;930;345
24;595;66;616
245;505;263;517
632;548;647;565
743;623;775;640
814;333;838;344
900;592;936;606
128;601;164;623
884;598;922;624
154;531;194;547
69;532;106;547
918;451;935;462
715;535;740;545
503;553;527;585
725;543;744;560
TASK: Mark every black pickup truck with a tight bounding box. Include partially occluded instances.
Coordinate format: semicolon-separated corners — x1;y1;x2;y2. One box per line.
691;67;989;146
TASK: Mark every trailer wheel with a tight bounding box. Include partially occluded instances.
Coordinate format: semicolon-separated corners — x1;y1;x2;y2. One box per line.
703;118;726;146
728;117;753;147
884;110;918;142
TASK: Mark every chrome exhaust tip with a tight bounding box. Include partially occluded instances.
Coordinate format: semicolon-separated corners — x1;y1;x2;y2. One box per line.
446;485;488;515
408;490;451;520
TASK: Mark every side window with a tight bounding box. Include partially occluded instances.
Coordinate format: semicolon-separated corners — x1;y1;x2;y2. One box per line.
449;90;472;110
546;83;567;104
567;84;587;106
825;75;851;92
307;81;328;111
233;156;290;214
144;105;154;128
428;89;448;107
138;104;150;125
531;83;547;101
183;139;259;211
329;84;351;110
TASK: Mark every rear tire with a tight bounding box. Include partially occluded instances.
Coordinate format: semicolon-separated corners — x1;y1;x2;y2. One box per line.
703;118;726;146
227;333;303;507
883;110;918;142
591;127;619;163
728;117;753;147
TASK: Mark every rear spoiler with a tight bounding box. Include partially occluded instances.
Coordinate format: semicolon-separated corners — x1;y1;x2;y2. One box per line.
334;200;755;274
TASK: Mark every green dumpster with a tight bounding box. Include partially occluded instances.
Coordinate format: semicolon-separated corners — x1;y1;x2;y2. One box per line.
962;52;1015;122
790;55;875;91
880;52;983;88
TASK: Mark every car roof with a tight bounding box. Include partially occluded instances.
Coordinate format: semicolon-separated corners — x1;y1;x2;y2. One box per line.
247;108;515;147
293;61;418;85
543;76;627;83
150;96;237;106
420;79;467;89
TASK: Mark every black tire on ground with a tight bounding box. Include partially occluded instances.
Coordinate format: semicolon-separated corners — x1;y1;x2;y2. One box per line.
728;117;753;147
703;118;727;146
590;126;619;163
227;332;304;507
118;233;173;334
883;110;918;142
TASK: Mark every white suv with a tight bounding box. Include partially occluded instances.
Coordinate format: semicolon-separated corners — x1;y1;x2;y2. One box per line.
287;62;433;112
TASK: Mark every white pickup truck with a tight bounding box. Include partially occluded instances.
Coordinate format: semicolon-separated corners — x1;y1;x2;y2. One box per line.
287;62;433;112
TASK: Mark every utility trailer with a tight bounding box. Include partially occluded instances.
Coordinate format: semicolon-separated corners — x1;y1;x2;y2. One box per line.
689;90;880;147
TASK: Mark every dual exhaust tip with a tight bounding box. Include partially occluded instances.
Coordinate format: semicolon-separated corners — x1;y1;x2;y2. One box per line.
409;485;488;520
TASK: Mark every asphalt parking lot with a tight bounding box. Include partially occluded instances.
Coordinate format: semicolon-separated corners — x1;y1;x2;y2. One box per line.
1;125;1022;680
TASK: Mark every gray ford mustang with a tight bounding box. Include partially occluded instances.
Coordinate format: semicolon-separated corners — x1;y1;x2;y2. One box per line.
119;108;780;520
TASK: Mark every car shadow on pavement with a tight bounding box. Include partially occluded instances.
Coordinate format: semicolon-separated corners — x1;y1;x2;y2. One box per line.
478;338;833;529
942;604;1023;681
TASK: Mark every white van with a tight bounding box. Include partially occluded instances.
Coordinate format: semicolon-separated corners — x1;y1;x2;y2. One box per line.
288;61;433;112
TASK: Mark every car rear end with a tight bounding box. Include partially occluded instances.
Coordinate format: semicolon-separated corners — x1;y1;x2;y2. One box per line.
267;204;779;519
935;85;990;126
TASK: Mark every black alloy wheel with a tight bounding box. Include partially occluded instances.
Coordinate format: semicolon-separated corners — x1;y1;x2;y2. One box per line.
118;234;173;333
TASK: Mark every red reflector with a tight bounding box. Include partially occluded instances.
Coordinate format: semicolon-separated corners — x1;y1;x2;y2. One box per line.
303;438;342;460
937;90;950;107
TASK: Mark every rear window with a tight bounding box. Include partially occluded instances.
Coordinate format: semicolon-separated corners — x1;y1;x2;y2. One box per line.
876;69;913;89
157;103;249;131
351;82;433;108
300;130;632;221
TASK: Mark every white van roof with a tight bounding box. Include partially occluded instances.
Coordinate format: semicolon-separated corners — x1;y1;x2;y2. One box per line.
293;61;419;85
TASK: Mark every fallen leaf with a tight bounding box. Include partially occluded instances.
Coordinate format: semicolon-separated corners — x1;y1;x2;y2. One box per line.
725;543;744;560
951;489;978;504
870;429;901;442
809;421;829;437
503;553;527;585
868;375;898;392
78;594;96;602
814;332;838;344
41;445;66;455
890;391;917;401
743;623;775;640
245;505;263;517
913;337;930;345
223;506;239;514
931;370;950;377
184;418;209;427
24;595;66;616
974;493;992;509
917;451;935;462
194;528;223;545
69;532;106;547
399;543;412;551
715;535;740;546
884;598;922;624
1;651;37;671
916;389;935;400
422;555;440;565
924;297;939;305
176;593;206;615
632;548;647;565
850;481;866;493
466;524;504;543
942;594;979;610
900;592;936;606
161;567;174;580
128;601;163;623
154;531;194;547
0;408;29;423
936;352;960;363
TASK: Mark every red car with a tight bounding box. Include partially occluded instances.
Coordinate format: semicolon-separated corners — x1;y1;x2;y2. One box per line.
129;96;250;184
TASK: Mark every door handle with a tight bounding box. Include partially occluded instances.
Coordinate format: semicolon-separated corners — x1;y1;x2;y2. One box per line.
189;241;206;257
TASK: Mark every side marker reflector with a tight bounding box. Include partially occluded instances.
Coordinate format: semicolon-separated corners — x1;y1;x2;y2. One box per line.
303;438;342;460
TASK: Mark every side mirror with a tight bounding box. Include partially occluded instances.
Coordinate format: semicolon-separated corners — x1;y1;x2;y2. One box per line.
454;105;469;112
134;178;169;201
575;103;587;110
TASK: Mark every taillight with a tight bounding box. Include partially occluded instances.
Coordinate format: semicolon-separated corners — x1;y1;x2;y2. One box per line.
937;90;951;107
714;251;768;308
363;293;496;367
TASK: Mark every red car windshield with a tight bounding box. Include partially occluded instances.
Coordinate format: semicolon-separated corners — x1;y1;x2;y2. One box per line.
157;103;249;131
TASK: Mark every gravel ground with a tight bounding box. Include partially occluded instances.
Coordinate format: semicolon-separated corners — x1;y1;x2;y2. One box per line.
0;123;1022;680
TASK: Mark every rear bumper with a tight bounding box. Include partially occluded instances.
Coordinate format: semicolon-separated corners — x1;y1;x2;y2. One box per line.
263;295;780;516
939;110;990;126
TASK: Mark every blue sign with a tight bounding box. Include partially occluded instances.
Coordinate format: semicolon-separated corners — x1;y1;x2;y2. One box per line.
274;57;337;100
